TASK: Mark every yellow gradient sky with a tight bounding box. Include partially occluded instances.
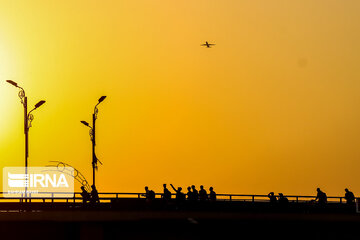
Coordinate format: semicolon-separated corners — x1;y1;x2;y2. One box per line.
1;0;360;196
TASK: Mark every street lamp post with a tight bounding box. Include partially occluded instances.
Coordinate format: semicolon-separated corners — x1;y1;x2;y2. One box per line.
6;80;46;198
81;96;106;189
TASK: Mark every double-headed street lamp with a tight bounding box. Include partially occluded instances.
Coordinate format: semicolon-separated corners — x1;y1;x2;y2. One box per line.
81;96;106;189
6;80;46;198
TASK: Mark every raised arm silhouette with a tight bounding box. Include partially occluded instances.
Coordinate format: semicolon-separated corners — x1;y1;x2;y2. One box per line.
170;184;186;202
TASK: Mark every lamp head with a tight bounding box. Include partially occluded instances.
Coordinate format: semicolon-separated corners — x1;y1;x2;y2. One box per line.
34;100;46;109
81;121;89;127
6;80;18;87
98;96;106;103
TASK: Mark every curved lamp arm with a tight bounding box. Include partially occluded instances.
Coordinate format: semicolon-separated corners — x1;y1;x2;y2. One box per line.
27;100;46;129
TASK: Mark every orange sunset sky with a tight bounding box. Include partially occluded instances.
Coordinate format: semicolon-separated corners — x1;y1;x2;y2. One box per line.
1;0;360;196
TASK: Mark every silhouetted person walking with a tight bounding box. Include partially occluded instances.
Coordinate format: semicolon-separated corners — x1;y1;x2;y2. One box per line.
345;188;355;204
187;186;194;201
143;186;149;198
199;185;208;201
90;185;100;204
209;187;216;201
162;184;172;201
191;185;199;201
80;186;90;204
315;188;327;204
268;192;277;204
143;186;155;201
278;193;288;205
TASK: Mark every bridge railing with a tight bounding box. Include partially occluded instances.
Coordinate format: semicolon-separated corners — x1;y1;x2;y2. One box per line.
0;192;346;204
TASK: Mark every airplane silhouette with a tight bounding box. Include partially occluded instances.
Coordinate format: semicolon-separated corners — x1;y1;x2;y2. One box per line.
201;41;216;48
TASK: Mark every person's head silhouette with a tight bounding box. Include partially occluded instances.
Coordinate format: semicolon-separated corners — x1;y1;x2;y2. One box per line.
191;185;196;190
345;188;349;193
279;193;283;197
145;186;148;191
81;186;85;191
317;188;321;192
163;184;167;188
187;187;191;191
209;187;213;191
91;185;96;190
178;187;182;191
200;185;204;190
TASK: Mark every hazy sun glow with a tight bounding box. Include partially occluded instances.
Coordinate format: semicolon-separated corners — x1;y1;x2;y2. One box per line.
1;0;360;196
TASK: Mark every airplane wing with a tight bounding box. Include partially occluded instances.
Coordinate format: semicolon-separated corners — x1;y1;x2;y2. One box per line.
201;44;207;46
208;44;216;46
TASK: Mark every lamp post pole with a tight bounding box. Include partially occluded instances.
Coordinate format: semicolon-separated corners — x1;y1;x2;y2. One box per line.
24;96;28;197
6;80;46;199
92;112;96;187
81;96;106;189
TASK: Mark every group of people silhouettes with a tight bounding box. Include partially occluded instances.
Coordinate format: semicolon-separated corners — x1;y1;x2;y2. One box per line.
268;188;356;205
80;185;356;207
313;188;355;204
143;184;217;202
268;192;289;205
80;185;100;204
